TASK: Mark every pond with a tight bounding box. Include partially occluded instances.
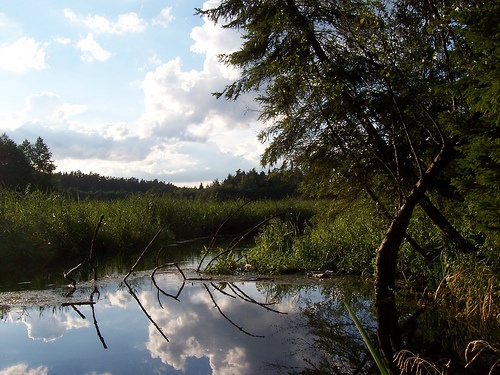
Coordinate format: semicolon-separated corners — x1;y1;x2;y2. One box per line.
0;239;377;375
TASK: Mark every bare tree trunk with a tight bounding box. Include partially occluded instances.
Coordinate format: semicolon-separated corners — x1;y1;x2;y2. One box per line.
374;138;458;371
419;194;477;254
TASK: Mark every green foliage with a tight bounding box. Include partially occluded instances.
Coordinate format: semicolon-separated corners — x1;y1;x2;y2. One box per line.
0;133;34;190
203;248;239;274
247;197;386;275
0;190;319;278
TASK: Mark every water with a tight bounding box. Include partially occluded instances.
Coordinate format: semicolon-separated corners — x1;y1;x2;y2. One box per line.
0;239;377;374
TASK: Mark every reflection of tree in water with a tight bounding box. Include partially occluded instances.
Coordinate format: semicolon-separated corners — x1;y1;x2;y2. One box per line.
261;279;379;375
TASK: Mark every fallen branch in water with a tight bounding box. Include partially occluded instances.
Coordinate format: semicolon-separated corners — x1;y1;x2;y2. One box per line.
203;213;280;272
61;301;96;307
123;224;167;282
197;199;254;272
64;215;105;288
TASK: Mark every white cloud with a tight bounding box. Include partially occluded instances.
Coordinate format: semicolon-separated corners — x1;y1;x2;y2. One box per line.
23;92;87;124
152;8;174;28
77;33;111;62
0;92;86;131
23;310;90;342
64;8;147;34
54;36;71;45
0;2;266;185
0;37;47;73
0;364;49;375
142;282;302;374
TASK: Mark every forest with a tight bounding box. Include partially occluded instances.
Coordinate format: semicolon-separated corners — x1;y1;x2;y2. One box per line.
1;133;302;200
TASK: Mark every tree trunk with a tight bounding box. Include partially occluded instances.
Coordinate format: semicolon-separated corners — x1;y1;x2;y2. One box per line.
419;194;477;254
374;138;458;370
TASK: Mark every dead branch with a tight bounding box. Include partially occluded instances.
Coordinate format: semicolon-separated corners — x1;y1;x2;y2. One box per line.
197;199;255;272
123;224;167;282
61;301;96;307
203;213;281;272
63;215;105;288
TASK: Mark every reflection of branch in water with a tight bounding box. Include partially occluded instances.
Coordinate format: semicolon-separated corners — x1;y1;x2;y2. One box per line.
125;280;169;343
210;283;237;299
61;287;108;349
90;287;107;349
203;283;265;338
226;283;286;314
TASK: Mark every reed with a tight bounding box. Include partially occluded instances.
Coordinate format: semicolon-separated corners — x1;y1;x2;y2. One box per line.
0;189;319;276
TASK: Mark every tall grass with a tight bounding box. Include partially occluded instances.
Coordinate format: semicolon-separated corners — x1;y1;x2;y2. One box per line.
0;189;319;277
247;196;388;275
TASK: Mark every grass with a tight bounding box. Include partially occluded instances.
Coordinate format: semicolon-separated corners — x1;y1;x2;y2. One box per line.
0;189;319;278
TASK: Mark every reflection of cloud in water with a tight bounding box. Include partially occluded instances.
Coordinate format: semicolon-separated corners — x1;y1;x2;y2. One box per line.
0;364;49;375
23;310;90;342
142;283;301;374
107;289;132;308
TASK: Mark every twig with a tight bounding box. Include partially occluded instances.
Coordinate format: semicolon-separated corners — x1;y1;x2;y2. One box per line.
61;301;96;306
197;199;255;272
203;213;281;271
123;224;166;282
63;215;105;287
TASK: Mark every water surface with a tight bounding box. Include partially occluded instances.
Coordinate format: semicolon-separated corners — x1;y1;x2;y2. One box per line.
0;241;376;375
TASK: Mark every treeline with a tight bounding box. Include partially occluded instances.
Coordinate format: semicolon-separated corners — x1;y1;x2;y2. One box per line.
55;168;303;200
1;133;303;200
55;171;178;199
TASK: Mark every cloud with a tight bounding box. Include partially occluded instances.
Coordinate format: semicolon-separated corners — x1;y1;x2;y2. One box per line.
0;1;266;185
142;283;302;374
138;14;260;142
152;8;174;28
76;33;111;62
53;37;71;45
0;37;47;73
23;310;90;342
23;92;87;124
0;364;49;375
0;91;87;131
64;9;147;34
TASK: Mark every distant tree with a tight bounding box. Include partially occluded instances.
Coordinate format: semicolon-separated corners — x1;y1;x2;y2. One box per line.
0;133;33;190
19;137;56;189
19;137;56;174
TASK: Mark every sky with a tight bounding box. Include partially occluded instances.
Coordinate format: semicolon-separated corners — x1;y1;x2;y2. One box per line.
0;0;267;187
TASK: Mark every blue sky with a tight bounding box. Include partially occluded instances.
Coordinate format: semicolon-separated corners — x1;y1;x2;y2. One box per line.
0;0;265;186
